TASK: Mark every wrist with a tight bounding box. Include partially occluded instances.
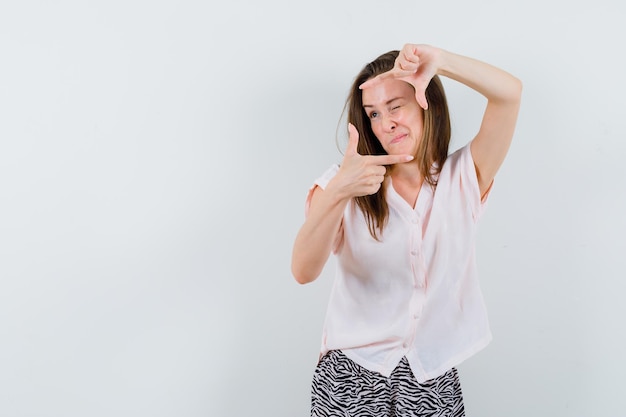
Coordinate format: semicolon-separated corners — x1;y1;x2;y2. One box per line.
434;48;454;77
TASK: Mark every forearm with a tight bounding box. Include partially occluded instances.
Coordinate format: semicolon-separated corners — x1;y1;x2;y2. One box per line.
437;49;522;104
291;186;349;284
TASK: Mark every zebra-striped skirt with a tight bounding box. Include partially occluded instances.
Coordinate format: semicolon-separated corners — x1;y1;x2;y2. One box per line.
311;350;465;417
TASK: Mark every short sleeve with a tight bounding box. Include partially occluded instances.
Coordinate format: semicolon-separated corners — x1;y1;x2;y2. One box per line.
304;164;340;217
455;144;493;221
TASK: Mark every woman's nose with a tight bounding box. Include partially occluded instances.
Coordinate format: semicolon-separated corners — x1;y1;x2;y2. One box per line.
382;113;397;131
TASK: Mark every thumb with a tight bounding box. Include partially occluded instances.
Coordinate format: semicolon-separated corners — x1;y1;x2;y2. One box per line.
415;87;429;110
346;123;360;156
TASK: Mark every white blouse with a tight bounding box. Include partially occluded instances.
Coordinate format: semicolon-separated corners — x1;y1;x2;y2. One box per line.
305;143;493;383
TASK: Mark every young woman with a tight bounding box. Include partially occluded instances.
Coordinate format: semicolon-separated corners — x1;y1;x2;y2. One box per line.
292;44;522;416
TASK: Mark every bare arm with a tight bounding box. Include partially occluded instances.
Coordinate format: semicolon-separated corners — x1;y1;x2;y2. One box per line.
291;124;414;284
437;49;522;195
291;184;348;284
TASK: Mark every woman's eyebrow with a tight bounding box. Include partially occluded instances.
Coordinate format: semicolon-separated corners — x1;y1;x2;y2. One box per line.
363;97;403;108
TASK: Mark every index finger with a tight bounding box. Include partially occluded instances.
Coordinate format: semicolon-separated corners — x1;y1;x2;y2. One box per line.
345;123;360;156
368;153;414;166
359;71;395;90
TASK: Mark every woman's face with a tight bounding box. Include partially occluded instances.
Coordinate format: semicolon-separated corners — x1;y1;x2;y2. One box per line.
361;78;424;156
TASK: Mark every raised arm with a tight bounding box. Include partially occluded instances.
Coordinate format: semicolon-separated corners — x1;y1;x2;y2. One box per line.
361;44;522;196
291;124;413;284
438;49;522;196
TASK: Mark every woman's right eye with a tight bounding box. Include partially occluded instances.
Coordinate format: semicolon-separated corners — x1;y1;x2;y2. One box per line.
369;112;378;119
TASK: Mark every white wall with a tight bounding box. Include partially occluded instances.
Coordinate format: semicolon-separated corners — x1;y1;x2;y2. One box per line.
1;1;624;416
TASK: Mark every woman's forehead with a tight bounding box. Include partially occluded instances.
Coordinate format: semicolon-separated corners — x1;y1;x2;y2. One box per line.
362;79;415;107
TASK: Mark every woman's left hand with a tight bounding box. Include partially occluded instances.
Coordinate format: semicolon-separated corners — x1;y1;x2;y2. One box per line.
360;44;441;110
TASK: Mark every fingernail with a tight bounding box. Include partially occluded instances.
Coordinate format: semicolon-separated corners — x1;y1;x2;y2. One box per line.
405;155;414;161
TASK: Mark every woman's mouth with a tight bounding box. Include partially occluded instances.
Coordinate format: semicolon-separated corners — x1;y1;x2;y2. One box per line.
390;134;407;145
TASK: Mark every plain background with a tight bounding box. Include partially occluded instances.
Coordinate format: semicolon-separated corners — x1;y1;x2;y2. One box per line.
1;1;625;416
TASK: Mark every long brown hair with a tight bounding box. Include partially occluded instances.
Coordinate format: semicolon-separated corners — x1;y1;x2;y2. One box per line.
344;50;451;240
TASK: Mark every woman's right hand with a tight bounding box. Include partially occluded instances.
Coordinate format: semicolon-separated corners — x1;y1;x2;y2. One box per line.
329;123;414;198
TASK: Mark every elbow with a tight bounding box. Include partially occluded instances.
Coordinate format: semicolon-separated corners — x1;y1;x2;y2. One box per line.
291;260;319;285
293;274;315;285
511;76;523;102
495;77;522;109
498;75;523;104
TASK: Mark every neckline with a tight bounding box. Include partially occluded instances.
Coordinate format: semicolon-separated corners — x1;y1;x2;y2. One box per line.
387;177;430;214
